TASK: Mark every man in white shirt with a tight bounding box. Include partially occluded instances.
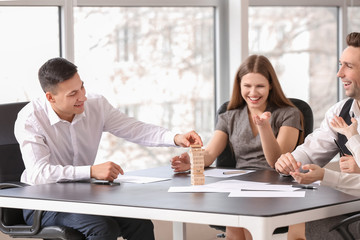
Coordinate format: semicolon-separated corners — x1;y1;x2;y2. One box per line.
291;115;360;196
289;116;360;240
275;32;360;240
275;32;360;175
15;57;203;240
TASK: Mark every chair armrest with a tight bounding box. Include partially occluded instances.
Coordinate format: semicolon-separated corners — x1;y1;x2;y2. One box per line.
0;210;43;236
329;213;360;240
0;181;42;236
0;182;29;189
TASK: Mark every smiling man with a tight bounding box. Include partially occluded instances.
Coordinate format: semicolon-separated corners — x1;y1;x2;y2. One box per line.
275;32;360;175
275;32;360;240
14;57;203;240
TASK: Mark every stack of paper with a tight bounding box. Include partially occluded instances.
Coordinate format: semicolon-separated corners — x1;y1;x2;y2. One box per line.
114;175;171;184
168;179;306;198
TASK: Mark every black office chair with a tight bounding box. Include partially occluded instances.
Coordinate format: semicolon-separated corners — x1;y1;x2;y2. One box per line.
0;102;85;240
214;101;235;168
288;98;314;140
329;214;360;240
212;98;314;238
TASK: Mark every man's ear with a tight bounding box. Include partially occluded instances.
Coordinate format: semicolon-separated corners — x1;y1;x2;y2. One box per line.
45;92;55;103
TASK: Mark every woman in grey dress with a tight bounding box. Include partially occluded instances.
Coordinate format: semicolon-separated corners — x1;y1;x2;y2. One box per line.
171;54;303;240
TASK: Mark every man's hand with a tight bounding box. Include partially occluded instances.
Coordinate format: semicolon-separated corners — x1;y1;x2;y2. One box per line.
91;161;124;182
290;164;325;184
253;112;271;127
171;152;190;172
330;115;358;139
339;155;360;173
275;152;301;175
174;130;203;147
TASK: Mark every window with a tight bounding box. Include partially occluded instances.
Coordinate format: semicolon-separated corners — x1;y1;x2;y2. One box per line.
74;7;215;170
0;6;59;103
249;6;338;128
2;0;355;170
349;7;360;33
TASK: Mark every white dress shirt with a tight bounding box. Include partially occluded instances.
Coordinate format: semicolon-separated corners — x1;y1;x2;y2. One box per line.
322;134;360;196
292;98;360;167
15;93;176;185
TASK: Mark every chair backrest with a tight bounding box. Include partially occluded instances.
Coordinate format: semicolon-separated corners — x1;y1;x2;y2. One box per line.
288;98;314;139
0;101;85;239
215;101;236;168
0;102;28;182
215;98;314;168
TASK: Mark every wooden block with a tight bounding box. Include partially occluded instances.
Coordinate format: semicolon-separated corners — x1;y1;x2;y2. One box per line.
189;146;205;185
191;161;203;165
191;175;205;185
191;162;204;166
191;169;204;174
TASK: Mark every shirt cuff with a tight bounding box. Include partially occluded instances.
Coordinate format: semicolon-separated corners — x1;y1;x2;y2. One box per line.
321;168;340;188
75;165;92;180
163;131;177;146
292;149;312;166
346;134;360;152
346;134;360;166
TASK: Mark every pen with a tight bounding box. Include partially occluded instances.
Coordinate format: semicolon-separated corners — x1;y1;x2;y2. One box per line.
223;170;247;175
292;184;317;189
334;139;345;157
300;185;317;189
92;180;120;185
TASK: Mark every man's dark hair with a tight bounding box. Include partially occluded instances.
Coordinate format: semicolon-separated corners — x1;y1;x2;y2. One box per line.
346;32;360;48
38;57;78;93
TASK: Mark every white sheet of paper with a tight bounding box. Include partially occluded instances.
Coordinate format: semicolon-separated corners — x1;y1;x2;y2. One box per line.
228;191;306;198
168;179;280;193
114;175;171;184
168;185;231;193
204;168;254;178
168;179;300;197
205;179;268;192
312;181;321;185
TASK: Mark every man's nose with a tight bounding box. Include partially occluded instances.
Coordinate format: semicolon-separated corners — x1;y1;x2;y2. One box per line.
79;91;87;102
337;65;344;78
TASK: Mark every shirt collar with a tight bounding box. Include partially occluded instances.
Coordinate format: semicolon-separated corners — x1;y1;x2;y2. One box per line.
45;98;86;125
350;99;359;118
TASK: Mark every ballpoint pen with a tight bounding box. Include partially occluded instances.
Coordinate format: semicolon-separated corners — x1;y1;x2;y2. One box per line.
223;170;248;175
292;184;317;190
334;139;345;157
91;179;120;185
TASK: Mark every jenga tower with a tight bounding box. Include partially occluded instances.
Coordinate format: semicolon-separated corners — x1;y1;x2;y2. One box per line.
189;145;205;185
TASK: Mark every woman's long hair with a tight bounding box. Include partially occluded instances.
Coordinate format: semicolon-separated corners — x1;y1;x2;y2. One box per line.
227;54;304;144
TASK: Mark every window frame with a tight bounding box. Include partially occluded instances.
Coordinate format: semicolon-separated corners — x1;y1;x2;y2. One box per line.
0;0;240;113
248;0;359;101
2;0;360;106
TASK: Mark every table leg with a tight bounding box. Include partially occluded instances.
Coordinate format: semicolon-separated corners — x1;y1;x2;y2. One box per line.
241;217;275;240
173;221;186;240
250;229;274;240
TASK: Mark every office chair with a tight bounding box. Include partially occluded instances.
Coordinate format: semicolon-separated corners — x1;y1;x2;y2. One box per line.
212;98;314;237
288;98;314;139
0;102;84;240
329;213;360;240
